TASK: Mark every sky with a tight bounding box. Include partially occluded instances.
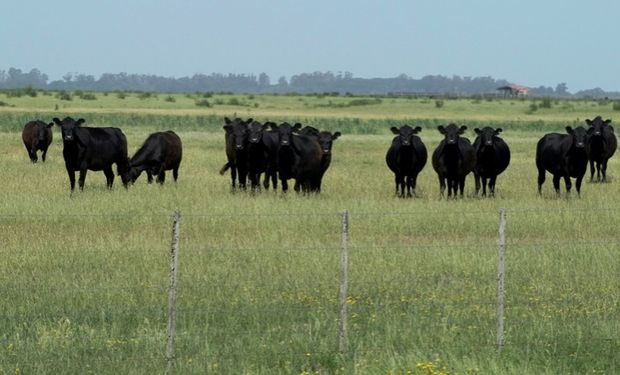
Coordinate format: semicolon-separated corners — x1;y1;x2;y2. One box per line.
2;0;619;92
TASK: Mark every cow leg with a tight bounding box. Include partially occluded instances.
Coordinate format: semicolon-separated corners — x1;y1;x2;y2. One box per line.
563;174;573;195
146;171;154;184
172;167;179;182
67;169;76;192
589;160;595;182
281;178;288;192
230;164;237;189
458;177;465;197
409;175;418;197
396;174;406;197
104;167;115;189
597;161;603;182
537;169;546;195
575;175;583;197
238;167;247;190
489;175;497;197
601;160;608;182
41;147;48;162
474;173;481;195
28;148;38;163
481;176;488;196
157;171;166;185
78;169;88;190
552;174;561;195
405;176;413;198
447;179;455;197
438;175;446;197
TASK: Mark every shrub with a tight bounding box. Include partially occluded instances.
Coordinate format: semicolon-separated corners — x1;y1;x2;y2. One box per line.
195;99;212;107
116;92;127;99
539;98;552;109
24;86;38;97
56;91;72;101
435;99;444;108
612;101;620;111
164;96;176;103
227;98;242;106
214;99;224;105
80;93;97;100
527;103;538;113
0;101;8;107
137;92;152;100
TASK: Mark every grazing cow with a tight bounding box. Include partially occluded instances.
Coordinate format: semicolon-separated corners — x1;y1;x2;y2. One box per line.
432;124;476;197
53;117;130;192
536;126;588;196
585;116;617;182
385;125;427;197
220;117;252;190
127;131;182;184
272;122;322;193
472;127;511;196
300;126;341;192
22;120;54;163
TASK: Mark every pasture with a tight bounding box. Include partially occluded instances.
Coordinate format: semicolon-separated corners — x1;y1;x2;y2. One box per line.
0;91;619;374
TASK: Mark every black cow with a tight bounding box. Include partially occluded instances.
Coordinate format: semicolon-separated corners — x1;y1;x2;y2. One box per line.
432;124;476;197
272;122;322;193
386;125;427;197
53;117;130;192
247;121;279;190
472;127;511;196
220;117;252;190
299;126;341;192
536;126;588;196
127;131;182;184
22;120;54;163
585;116;617;182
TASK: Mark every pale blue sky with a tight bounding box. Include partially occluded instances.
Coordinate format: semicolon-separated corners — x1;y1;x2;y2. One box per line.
2;0;619;92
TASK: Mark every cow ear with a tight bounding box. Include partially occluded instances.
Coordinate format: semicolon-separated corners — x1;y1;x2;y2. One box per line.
261;123;270;130
245;118;253;124
437;125;446;134
566;126;574;134
293;123;302;131
474;128;482;135
76;118;85;126
390;126;399;134
459;125;467;134
605;119;612;125
495;128;503;134
332;131;341;140
53;117;62;125
585;119;592;126
224;117;232;125
413;126;422;133
47;122;54;128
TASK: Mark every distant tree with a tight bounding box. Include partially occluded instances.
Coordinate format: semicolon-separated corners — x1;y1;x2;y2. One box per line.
555;83;569;97
258;73;270;87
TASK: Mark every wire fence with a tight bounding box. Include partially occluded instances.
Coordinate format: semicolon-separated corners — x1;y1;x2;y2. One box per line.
1;207;619;373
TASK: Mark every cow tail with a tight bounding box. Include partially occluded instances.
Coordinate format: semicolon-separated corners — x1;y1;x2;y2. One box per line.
219;162;230;175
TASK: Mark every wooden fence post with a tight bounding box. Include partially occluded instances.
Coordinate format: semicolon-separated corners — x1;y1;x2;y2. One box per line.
496;208;507;352
166;211;181;374
338;210;349;355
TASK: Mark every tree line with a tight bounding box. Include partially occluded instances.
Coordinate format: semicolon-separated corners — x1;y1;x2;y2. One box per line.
1;67;619;98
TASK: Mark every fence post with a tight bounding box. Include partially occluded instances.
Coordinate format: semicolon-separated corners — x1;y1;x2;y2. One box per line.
338;210;349;355
496;208;506;352
166;211;181;374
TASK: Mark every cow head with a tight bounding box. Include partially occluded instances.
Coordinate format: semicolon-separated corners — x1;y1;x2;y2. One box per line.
474;127;502;147
317;131;341;155
275;122;301;147
566;126;587;149
585;116;612;138
391;125;421;147
53;117;85;142
438;124;466;145
299;126;320;137
248;121;270;144
223;117;252;150
37;121;54;142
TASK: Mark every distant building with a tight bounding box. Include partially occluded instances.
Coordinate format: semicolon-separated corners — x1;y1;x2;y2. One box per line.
497;84;530;97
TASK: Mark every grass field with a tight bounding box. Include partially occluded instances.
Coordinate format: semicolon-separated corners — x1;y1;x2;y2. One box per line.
0;91;619;374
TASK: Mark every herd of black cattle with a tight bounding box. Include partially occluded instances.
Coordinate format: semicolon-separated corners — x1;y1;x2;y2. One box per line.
21;115;617;197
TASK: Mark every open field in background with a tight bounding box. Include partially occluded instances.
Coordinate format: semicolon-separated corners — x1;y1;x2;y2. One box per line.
0;92;619;374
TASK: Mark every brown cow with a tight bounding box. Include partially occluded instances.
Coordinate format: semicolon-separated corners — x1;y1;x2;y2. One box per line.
22;120;54;163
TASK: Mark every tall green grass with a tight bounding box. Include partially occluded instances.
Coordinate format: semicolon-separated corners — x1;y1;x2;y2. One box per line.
0;125;618;374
